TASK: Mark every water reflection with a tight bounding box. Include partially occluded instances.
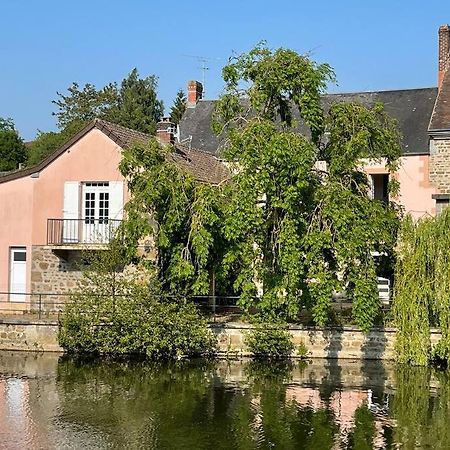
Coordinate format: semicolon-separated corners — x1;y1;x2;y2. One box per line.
0;352;449;449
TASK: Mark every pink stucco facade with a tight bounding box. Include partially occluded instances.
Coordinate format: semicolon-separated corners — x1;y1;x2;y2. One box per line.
364;154;437;219
0;129;127;298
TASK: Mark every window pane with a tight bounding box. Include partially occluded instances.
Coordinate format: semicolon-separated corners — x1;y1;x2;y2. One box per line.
13;251;26;262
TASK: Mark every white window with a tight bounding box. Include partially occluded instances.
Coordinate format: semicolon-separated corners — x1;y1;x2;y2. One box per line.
62;181;123;244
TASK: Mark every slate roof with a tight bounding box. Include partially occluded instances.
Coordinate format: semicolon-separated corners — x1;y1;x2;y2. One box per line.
0;119;228;185
429;70;450;132
180;87;438;156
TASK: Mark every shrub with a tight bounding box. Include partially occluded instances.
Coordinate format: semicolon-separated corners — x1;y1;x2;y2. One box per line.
58;242;216;359
245;321;294;359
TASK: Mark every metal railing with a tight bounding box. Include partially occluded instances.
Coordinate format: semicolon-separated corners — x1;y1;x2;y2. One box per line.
0;291;392;325
47;218;122;245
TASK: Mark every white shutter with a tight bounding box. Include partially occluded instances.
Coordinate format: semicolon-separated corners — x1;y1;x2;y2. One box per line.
63;181;80;242
109;181;124;220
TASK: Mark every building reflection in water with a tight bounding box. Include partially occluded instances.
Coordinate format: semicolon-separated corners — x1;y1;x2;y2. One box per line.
0;353;446;449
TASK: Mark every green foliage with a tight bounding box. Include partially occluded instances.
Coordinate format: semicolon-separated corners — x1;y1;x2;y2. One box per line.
170;89;187;125
53;68;163;134
214;43;401;330
113;68;164;134
58;241;216;359
27;121;84;166
119;139;231;296
394;209;450;366
53;81;119;130
245;321;294;358
0;117;27;171
26;69;164;167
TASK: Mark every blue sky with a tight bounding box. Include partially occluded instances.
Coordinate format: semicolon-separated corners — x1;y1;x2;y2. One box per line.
0;0;447;140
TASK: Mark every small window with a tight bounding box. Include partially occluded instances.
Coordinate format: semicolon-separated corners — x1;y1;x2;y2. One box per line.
13;251;26;262
371;174;389;203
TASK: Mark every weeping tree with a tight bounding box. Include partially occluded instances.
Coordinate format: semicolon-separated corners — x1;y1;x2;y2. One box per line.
119;139;231;296
394;209;450;366
213;43;402;329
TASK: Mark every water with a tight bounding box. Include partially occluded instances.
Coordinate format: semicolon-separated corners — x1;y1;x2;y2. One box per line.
0;352;449;449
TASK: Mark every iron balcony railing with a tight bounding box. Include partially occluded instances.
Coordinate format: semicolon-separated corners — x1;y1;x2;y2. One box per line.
47;218;122;245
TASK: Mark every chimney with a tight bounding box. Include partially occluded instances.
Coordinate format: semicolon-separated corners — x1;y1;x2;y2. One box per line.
187;80;203;107
156;117;175;145
438;24;450;89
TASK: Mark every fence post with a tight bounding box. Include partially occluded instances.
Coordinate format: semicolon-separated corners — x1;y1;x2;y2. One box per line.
38;294;42;320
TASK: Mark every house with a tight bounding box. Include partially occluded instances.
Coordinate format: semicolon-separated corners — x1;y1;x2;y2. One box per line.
0;119;227;312
180;24;450;220
1;24;449;313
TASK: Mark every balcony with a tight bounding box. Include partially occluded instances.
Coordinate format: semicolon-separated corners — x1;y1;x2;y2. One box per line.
47;218;122;247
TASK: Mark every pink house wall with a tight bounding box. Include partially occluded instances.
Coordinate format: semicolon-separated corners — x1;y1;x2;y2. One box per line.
0;129;128;294
364;154;436;220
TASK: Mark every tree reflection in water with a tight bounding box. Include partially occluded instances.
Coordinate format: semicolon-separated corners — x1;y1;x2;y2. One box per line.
2;353;450;449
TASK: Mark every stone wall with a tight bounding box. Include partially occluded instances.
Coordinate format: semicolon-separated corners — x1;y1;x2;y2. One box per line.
429;138;450;193
30;246;84;311
0;319;61;352
0;318;441;361
212;323;443;360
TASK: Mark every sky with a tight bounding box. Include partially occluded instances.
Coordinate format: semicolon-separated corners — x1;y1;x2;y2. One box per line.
0;0;447;140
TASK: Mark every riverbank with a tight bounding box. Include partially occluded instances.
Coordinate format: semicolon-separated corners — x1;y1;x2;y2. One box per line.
0;317;443;359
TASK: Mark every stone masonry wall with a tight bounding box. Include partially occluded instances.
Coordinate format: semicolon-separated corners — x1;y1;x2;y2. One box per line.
429;138;450;192
0;319;443;360
212;323;443;360
30;246;84;312
0;319;61;352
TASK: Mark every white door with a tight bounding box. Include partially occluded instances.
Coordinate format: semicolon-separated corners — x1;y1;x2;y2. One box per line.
9;248;27;302
82;182;110;243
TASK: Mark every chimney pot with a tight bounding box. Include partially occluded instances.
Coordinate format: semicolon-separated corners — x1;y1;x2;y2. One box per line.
187;80;203;107
438;24;450;90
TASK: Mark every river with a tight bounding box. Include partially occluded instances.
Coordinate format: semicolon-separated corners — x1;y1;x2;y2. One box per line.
0;351;448;449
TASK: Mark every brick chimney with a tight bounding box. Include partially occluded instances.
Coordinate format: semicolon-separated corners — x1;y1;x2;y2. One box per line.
438;24;450;90
187;80;203;107
156;117;175;145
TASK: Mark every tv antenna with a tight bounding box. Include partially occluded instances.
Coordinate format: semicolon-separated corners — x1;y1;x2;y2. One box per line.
182;54;221;98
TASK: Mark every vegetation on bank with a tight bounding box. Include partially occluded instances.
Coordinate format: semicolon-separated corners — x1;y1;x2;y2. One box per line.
58;242;216;359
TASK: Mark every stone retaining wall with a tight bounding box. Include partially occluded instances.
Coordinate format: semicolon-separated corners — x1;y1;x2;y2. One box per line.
0;319;443;360
212;323;443;360
0;319;61;352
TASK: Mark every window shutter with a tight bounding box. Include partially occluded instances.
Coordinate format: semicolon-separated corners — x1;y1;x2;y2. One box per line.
63;181;80;242
109;181;124;220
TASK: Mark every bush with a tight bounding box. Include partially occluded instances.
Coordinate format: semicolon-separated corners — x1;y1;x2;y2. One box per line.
59;291;217;359
245;321;294;359
58;243;216;359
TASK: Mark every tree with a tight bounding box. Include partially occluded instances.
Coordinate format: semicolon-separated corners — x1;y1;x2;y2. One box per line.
119;139;231;296
213;43;402;329
113;68;164;134
53;69;163;135
0;117;27;171
52;82;119;130
27;121;85;166
26;69;165;167
170;89;187;125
